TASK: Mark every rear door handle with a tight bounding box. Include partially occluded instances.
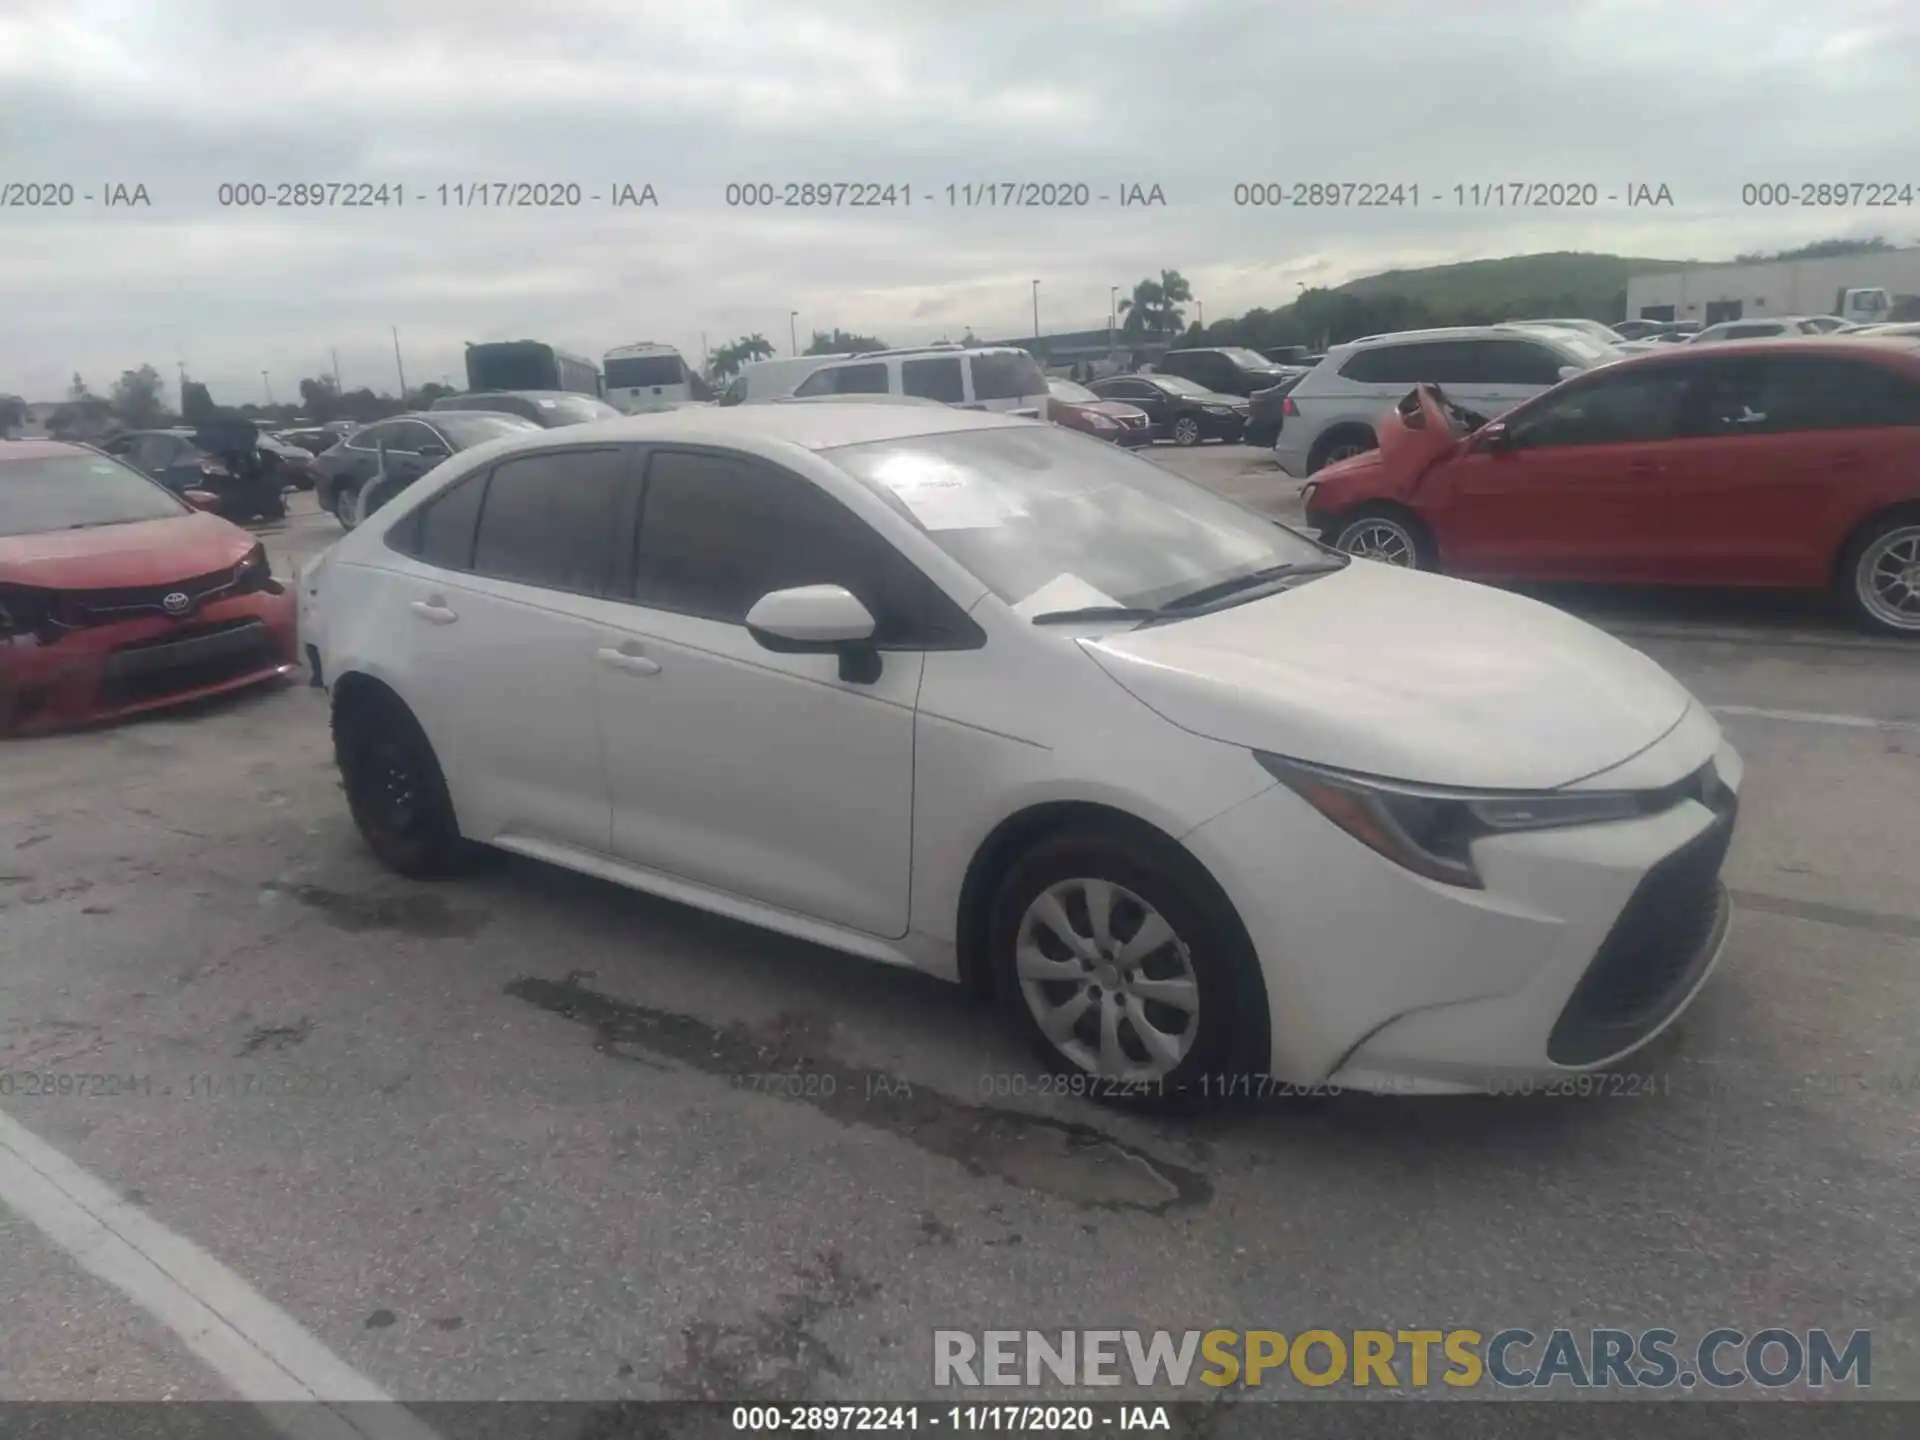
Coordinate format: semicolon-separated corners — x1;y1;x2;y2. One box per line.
597;644;661;676
410;599;458;624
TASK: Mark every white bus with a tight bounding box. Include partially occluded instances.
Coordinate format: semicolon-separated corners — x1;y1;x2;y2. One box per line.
603;343;710;411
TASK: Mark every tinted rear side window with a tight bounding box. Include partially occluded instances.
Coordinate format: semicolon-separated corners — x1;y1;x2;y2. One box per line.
970;351;1048;400
1701;357;1920;433
407;471;489;569
902;357;965;403
469;448;628;592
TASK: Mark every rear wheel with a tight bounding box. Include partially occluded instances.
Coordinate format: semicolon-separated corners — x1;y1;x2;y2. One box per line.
988;829;1268;1110
1330;504;1435;570
1309;427;1377;473
1840;512;1920;636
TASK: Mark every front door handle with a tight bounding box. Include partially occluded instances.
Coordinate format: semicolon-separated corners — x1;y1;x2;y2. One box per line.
597;645;661;676
410;598;458;624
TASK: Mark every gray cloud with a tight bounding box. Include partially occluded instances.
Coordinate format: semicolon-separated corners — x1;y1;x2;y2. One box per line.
3;0;1917;401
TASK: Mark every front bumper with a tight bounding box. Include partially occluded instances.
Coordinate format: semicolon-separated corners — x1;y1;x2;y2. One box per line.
0;589;299;736
1183;733;1741;1093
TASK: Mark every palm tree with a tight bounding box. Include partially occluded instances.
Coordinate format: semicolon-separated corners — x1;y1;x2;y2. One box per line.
1117;269;1193;340
709;332;778;380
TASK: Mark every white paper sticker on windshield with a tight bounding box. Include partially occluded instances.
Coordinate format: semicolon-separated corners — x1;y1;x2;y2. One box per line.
867;455;1026;531
1011;573;1122;619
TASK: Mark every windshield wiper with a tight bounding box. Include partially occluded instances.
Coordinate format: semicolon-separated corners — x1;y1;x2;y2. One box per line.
1026;605;1162;626
1157;560;1347;613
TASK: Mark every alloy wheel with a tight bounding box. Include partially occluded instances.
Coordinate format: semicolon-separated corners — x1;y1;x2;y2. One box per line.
1339;517;1417;566
1173;417;1201;446
1014;878;1200;1082
1856;524;1920;632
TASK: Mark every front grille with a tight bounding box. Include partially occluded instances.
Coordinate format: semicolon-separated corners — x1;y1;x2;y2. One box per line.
61;565;241;624
98;618;278;709
1546;798;1737;1066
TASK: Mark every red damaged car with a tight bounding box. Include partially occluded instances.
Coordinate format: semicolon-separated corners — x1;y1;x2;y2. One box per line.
1046;378;1153;447
1;440;300;735
1301;338;1920;636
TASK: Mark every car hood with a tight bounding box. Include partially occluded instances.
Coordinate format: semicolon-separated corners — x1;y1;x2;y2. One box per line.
0;513;254;589
1080;562;1694;790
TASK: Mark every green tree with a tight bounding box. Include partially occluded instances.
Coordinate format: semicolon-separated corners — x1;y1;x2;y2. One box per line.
804;328;885;356
0;394;25;435
299;375;342;422
1118;270;1193;340
181;380;216;422
709;333;777;380
48;374;114;440
111;363;167;428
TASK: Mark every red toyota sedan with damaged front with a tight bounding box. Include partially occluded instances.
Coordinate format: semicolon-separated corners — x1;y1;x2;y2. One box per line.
1301;337;1920;636
0;440;299;735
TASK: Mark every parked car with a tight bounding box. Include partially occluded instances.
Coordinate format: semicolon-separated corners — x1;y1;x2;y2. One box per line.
98;427;317;514
303;404;1742;1102
1688;318;1828;344
1272;325;1607;476
1155;347;1301;399
0;440;298;734
276;422;357;456
1300;338;1920;635
1849;322;1920;339
1502;318;1627;346
1260;345;1322;367
772;394;950;407
1087;374;1249;445
1045;378;1153;446
313;411;540;528
790;345;1052;419
717;355;859;406
430;391;622;428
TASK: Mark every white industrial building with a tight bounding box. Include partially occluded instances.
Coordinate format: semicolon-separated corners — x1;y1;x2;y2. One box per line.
1626;246;1920;325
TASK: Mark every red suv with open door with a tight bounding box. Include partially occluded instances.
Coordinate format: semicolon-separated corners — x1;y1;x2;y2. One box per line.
1301;338;1920;636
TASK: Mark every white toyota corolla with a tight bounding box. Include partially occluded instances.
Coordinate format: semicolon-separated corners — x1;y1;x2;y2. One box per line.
301;405;1740;1104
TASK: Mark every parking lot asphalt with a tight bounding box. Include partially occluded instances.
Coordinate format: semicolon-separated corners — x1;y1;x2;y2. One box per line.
3;446;1918;1410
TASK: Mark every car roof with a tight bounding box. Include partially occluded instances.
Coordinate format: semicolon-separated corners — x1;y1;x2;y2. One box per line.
1339;324;1574;349
467;401;1037;454
1595;335;1920;367
0;438;94;462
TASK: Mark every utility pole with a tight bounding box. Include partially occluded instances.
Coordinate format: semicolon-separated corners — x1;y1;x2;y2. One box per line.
1109;285;1118;364
330;348;343;391
1031;280;1040;338
700;331;709;372
391;326;408;397
789;311;799;356
1197;300;1205;331
261;370;272;404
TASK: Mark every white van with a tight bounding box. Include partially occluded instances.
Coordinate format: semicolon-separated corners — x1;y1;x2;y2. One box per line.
717;354;855;407
788;344;1052;419
604;343;708;411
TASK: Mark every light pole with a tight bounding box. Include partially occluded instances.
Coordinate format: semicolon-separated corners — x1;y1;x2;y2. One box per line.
260;370;272;404
790;311;799;356
330;347;342;392
1196;300;1204;331
391;326;408;396
1031;280;1040;338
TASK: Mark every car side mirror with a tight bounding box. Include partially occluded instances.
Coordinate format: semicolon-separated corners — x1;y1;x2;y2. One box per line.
182;489;221;511
745;585;882;683
417;443;449;460
1476;422;1514;453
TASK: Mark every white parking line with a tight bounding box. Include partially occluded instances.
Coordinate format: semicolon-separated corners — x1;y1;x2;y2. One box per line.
0;1108;442;1440
1711;704;1920;734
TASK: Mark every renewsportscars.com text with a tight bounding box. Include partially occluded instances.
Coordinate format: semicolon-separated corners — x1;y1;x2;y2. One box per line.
933;1327;1871;1391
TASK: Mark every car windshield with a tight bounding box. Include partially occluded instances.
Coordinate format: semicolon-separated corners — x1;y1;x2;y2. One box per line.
1048;379;1099;403
431;412;542;446
0;452;188;537
1150;374;1215;397
1215;348;1274;368
824;425;1326;619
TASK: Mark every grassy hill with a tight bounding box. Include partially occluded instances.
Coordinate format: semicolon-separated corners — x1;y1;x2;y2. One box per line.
1334;250;1690;317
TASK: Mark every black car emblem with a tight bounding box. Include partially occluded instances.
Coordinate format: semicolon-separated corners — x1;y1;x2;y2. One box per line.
161;591;192;616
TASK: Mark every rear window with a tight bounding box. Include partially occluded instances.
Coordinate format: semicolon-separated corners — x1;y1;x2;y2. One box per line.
532;395;621;425
0;453;186;537
605;355;687;389
969;350;1048;401
431;412;542;446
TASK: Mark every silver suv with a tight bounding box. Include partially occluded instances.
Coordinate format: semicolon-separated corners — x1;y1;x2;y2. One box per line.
1272;325;1609;476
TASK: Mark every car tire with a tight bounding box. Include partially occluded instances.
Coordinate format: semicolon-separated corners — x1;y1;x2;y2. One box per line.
1330;504;1435;570
333;688;474;879
1838;508;1920;637
1308;426;1378;474
1171;416;1203;447
332;485;360;530
987;828;1269;1111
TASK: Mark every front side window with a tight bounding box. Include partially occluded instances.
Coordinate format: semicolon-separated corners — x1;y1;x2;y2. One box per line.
468;448;628;592
902;357;965;403
627;450;954;643
825;425;1325;617
1475;340;1577;387
1506;366;1694;448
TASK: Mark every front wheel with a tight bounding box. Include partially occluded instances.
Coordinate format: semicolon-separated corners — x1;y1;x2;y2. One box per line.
989;830;1268;1110
1171;416;1202;447
1330;505;1435;570
1841;513;1920;636
334;691;472;878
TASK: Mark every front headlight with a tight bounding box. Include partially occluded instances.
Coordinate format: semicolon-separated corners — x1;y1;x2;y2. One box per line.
1255;753;1641;888
1205;405;1234;416
1089;413;1118;429
232;542;282;595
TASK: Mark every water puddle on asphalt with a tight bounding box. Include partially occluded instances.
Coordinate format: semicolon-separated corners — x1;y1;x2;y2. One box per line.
504;971;1210;1214
264;881;490;938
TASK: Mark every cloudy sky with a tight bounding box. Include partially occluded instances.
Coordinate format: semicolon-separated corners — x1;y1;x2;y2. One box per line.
4;0;1917;405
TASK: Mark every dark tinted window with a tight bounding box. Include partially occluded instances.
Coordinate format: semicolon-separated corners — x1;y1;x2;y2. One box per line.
407;471;489;569
382;421;437;451
470;448;628;592
1699;357;1920;434
795;362;888;397
902;357;965;403
629;450;953;643
1341;342;1481;385
605;355;687;388
430;412;540;448
1508;366;1693;447
1723;324;1783;340
970;350;1048;400
348;422;399;451
1474;340;1572;386
1092;379;1150;399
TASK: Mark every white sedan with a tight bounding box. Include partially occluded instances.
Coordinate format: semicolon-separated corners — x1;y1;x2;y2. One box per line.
302;405;1741;1102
